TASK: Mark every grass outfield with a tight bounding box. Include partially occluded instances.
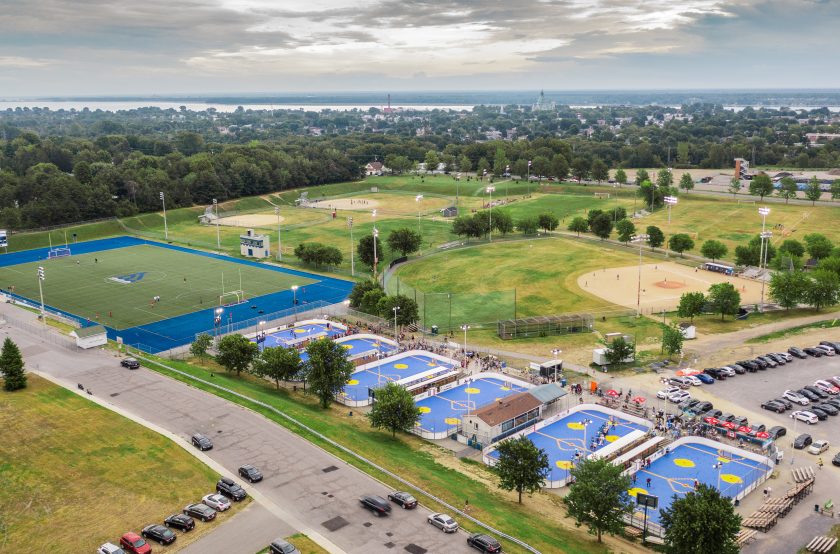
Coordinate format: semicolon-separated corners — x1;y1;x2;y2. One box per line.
0;244;315;329
0;375;243;552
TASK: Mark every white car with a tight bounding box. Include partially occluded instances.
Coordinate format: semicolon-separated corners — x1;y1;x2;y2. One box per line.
808;439;830;455
719;366;737;377
776;352;793;362
816;345;836;356
791;411;819;424
783;390;810;405
657;386;681;399
427;513;459;533
668;390;691;404
97;544;126;554
815;380;840;395
829;376;840;388
202;493;231;512
685;375;703;386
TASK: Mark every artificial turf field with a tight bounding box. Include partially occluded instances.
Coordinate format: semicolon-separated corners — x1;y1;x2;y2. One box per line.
0;243;315;330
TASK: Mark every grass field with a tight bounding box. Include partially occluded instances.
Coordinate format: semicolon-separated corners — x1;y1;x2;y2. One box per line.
0;375;239;553
0;244;314;329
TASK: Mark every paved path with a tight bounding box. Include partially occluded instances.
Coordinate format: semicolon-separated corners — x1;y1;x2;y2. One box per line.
180;503;292;554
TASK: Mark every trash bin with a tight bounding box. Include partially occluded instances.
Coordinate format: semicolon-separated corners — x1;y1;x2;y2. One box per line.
431;325;439;336
561;378;568;387
816;504;820;512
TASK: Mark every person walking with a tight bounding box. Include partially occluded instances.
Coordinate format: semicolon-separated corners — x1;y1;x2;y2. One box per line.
646;477;652;489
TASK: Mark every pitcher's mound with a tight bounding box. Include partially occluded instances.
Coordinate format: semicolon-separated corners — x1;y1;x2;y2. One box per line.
655;280;685;289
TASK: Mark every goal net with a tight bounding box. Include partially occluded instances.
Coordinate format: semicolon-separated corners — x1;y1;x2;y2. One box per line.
219;290;246;307
48;247;71;259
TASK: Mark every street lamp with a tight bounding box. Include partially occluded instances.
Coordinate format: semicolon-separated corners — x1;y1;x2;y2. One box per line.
461;324;470;364
759;230;772;311
214;307;224;340
664;196;678;224
291;285;299;306
551;348;562;382
275;206;282;261
486;186;496;241
581;418;593;454
393;306;400;343
347;217;355;276
37;266;46;324
213;199;221;252
631;234;649;317
713;461;723;492
159;191;168;240
527;160;532;196
415;194;423;235
372;209;378;280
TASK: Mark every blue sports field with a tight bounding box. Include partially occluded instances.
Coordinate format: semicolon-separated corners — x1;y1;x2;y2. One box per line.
488;409;649;482
416;377;530;435
258;322;344;349
341;353;454;403
298;335;396;363
629;441;771;525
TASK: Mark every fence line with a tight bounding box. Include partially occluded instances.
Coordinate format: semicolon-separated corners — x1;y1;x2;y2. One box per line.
0;308;78;351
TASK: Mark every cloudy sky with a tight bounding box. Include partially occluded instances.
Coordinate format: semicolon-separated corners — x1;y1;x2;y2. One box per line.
1;0;839;96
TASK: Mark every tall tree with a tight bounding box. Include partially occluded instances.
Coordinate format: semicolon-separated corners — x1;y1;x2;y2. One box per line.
777;177;798;203
831;179;840;202
458;155;473;173
387;228;422;257
216;334;259;377
517;216;538;235
348;280;384;308
661;484;741;554
491;210;514;235
707;282;741;320
303;338;355;408
634;169;649;187
190;333;213;365
590;213;614;240
769;270;808;310
376;294;419;326
678;173;694;193
804;233;834;260
668;233;695;256
357;234;383;269
423;150;440;173
492;147;509;176
656;169;674;193
728;177;742;197
805;269;840;311
805;175;823;205
661;323;684;356
605;337;634;365
677;292;705;322
367;381;422;437
550;154;569;181
615;219;636;243
563;457;632;543
567;216;588;236
614;168;627;187
590;159;609;183
748;173;773;200
537;212;559;233
700;240;727;261
646;226;665;250
494;436;550;504
571;157;591;182
252;346;302;389
0;337;26;391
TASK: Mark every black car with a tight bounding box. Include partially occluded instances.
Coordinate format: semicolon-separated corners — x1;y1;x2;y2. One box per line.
766;353;786;365
184;503;217;522
750;423;767;433
752;358;769;369
833;452;840;467
804;347;825;357
719;413;735;423
238;464;263;483
703;409;723;419
768;425;787;439
704;368;726;380
191;433;213;451
823;398;840;410
730;363;747;374
141;524;176;545
216;477;247;501
793;433;813;449
359;495;391;516
817;403;840;416
773;397;793;410
804;386;829;399
121;357;140;369
731;416;749;427
799;389;821;402
164;513;195;531
680;398;701;411
811;408;829;420
789;347;808;359
467;533;503;553
757;356;777;368
738;360;760;371
387;491;418;509
761;400;786;413
820;341;840;353
693;401;714;413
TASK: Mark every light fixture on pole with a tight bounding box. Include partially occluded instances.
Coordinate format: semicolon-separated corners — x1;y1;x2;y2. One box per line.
37;266;46;324
213;199;221;251
527;160;532;195
757;207;770;311
415;194;423;235
759;230;772;311
713;461;723;492
551;348;562;382
664;196;678;224
631;234;649;317
372;209;378;280
214;307;224;340
461;324;470;362
348;217;355;277
159;191;168;240
485;185;495;241
291;285;299;308
393;306;400;342
581;418;593;453
275;206;282;261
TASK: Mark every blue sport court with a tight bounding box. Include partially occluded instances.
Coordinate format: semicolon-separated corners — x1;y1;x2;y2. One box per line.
489;409;649;483
629;441;771;525
416;377;530;435
257;322;345;349
298;334;396;363
342;353;455;403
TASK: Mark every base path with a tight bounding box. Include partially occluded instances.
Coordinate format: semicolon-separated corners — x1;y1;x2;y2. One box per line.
578;261;764;313
307;198;380;211
217;213;286;227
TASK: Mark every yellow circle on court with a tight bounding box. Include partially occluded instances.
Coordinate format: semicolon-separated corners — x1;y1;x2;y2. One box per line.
627;487;648;498
444;417;461;425
567;422;585;430
717;456;731;463
418;406;431;414
346;379;359;386
605;435;619;443
342;344;353;349
394;363;409;369
465;387;480;394
721;474;743;484
293;328;307;334
427;361;436;366
674;458;695;468
556;460;574;470
501;386;511;391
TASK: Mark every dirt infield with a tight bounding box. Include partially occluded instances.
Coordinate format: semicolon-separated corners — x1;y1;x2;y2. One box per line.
306;198;380;211
217;213;286;227
577;261;765;313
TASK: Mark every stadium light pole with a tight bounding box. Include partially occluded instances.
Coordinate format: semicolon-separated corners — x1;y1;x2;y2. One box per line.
348;217;355;277
461;324;470;365
713;461;723;492
291;285;299;317
275;206;282;261
664;196;678;224
214;307;223;341
415;194;423;236
37;266;46;325
159;191;168;240
486;185;495;241
581;417;593;454
759;230;773;312
372;209;378;281
631;234;649;317
213;199;221;252
393;306;400;343
527;160;532;196
551;348;562;382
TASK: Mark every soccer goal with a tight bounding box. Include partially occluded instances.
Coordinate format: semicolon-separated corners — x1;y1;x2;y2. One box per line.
594;192;610;199
48;247;71;259
219;290;246;306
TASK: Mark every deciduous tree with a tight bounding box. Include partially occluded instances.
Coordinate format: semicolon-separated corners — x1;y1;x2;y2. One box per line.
605;337;634;365
804;233;834;260
517;216;538;235
615;219;635;243
728;177;742;197
303;338;355;408
190;333;213;365
494;436;550;504
647;226;665;250
777;177;798;203
567;216;588;236
678;173;694;193
357;234;382;269
216;334;259;377
252;346;301;389
614;168;627;186
368;381;421;437
805;269;840;311
661;484;741;554
590;213;613;240
662;324;684;356
668;233;695;256
537;212;559;233
707;282;741;320
805;176;823;205
769;271;808;310
387;228;422;257
700;239;727;261
677;292;705;322
563;457;632;543
748;173;773;200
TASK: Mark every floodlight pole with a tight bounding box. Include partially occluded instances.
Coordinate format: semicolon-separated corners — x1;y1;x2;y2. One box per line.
527;160;532;196
372;210;378;281
486;186;495;241
213;199;221;252
275;206;282;261
160;191;168;240
461;324;470;364
416;194;423;236
348;217;355;277
664;196;678;224
632;234;649;317
393;306;400;343
37;266;46;325
551;348;562;382
291;285;299;316
758;207;770;312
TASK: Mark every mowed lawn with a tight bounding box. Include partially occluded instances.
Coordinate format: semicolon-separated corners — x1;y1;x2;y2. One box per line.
0;245;315;329
389;237;640;329
0;375;232;552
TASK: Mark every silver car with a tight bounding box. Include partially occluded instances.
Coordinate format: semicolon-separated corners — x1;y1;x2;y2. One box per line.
269;538;301;554
97;544;126;554
428;512;459;533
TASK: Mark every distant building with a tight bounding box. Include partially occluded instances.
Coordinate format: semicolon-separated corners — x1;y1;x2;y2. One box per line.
440;206;458;217
365;161;384;176
240;228;270;259
71;325;108;349
734;158;752;180
805;133;840;147
533;90;556;112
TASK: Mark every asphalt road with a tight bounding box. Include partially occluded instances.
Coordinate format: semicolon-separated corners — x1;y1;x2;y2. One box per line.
2;308;476;554
180;503;293;554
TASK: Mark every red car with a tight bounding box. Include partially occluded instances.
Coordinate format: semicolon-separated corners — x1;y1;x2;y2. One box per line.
120;532;152;554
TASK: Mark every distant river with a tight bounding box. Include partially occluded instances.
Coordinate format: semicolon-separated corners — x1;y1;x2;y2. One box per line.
0;100;475;112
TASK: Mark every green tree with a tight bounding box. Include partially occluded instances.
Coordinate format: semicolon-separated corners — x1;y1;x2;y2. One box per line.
614;168;627;186
769;270;808;310
661;484;741;554
476;156;491;177
605;337;634;365
458;155;472;173
700;239;727;261
677;292;705;322
531;156;550;181
831;179;840;202
668;233;695;256
707;282;741;320
494;436;550;504
367;381;421;437
357;234;382;269
647;226;665;250
537;212;559;233
805;175;823;205
190;333;213;365
387;228;422;257
423;150;440;173
294;242;342;267
777;176;798;203
550;154;569;181
728;177;742;197
376;294;420;326
360;288;386;315
735;235;776;266
657;169;674;193
571;157;591;182
303;338;355;408
348;280;384;309
748;173;773;200
634;169;649;186
779;239;805;258
563;457;632;543
819;256;840;279
805;269;840;311
804;233;834;260
216;334;259;377
662;324;684;356
678;173;694;193
590;159;609;183
493;147;509;176
252;346;301;389
590;213;613;240
0;337;26;391
491;210;514;235
615;219;635;243
517;216;538;235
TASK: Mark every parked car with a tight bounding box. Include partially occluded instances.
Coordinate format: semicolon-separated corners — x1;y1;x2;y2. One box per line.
832;452;840;467
696;373;715;384
761;400;786;413
191;433;213;451
773;397;793;410
738;360;761;371
718;367;737;377
216;477;247;501
202;494;231;512
766;353;787;365
668;390;691;404
788;347;808;359
679;398;700;411
729;363;747;375
97;544;126;554
804;386;829;399
428;513;459;533
783;390;810;405
768;425;787;439
752;358;769;369
657;386;681;399
794;434;813;449
757;356;778;368
467;533;503;553
238;464;263;483
387;491;418;509
791;411;819;425
811;407;829;420
183;503;216;522
269;538;301;554
693;401;714;413
163;513;194;532
668;377;692;388
750;423;767;433
703;409;723;419
823;398;840;410
719;413;735;423
121;357;140;369
815;380;840;394
141;524;176;546
816;345;836;356
804;347;825;357
809;440;831;455
704;368;726;380
817;403;839;416
829;377;840;388
776;352;794;362
360;495;392;516
798;389;821;402
685;375;703;386
119;533;151;554
731;416;749;427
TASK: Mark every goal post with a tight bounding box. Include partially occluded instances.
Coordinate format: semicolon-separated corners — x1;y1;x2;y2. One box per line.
48;247;71;259
219;290;246;306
